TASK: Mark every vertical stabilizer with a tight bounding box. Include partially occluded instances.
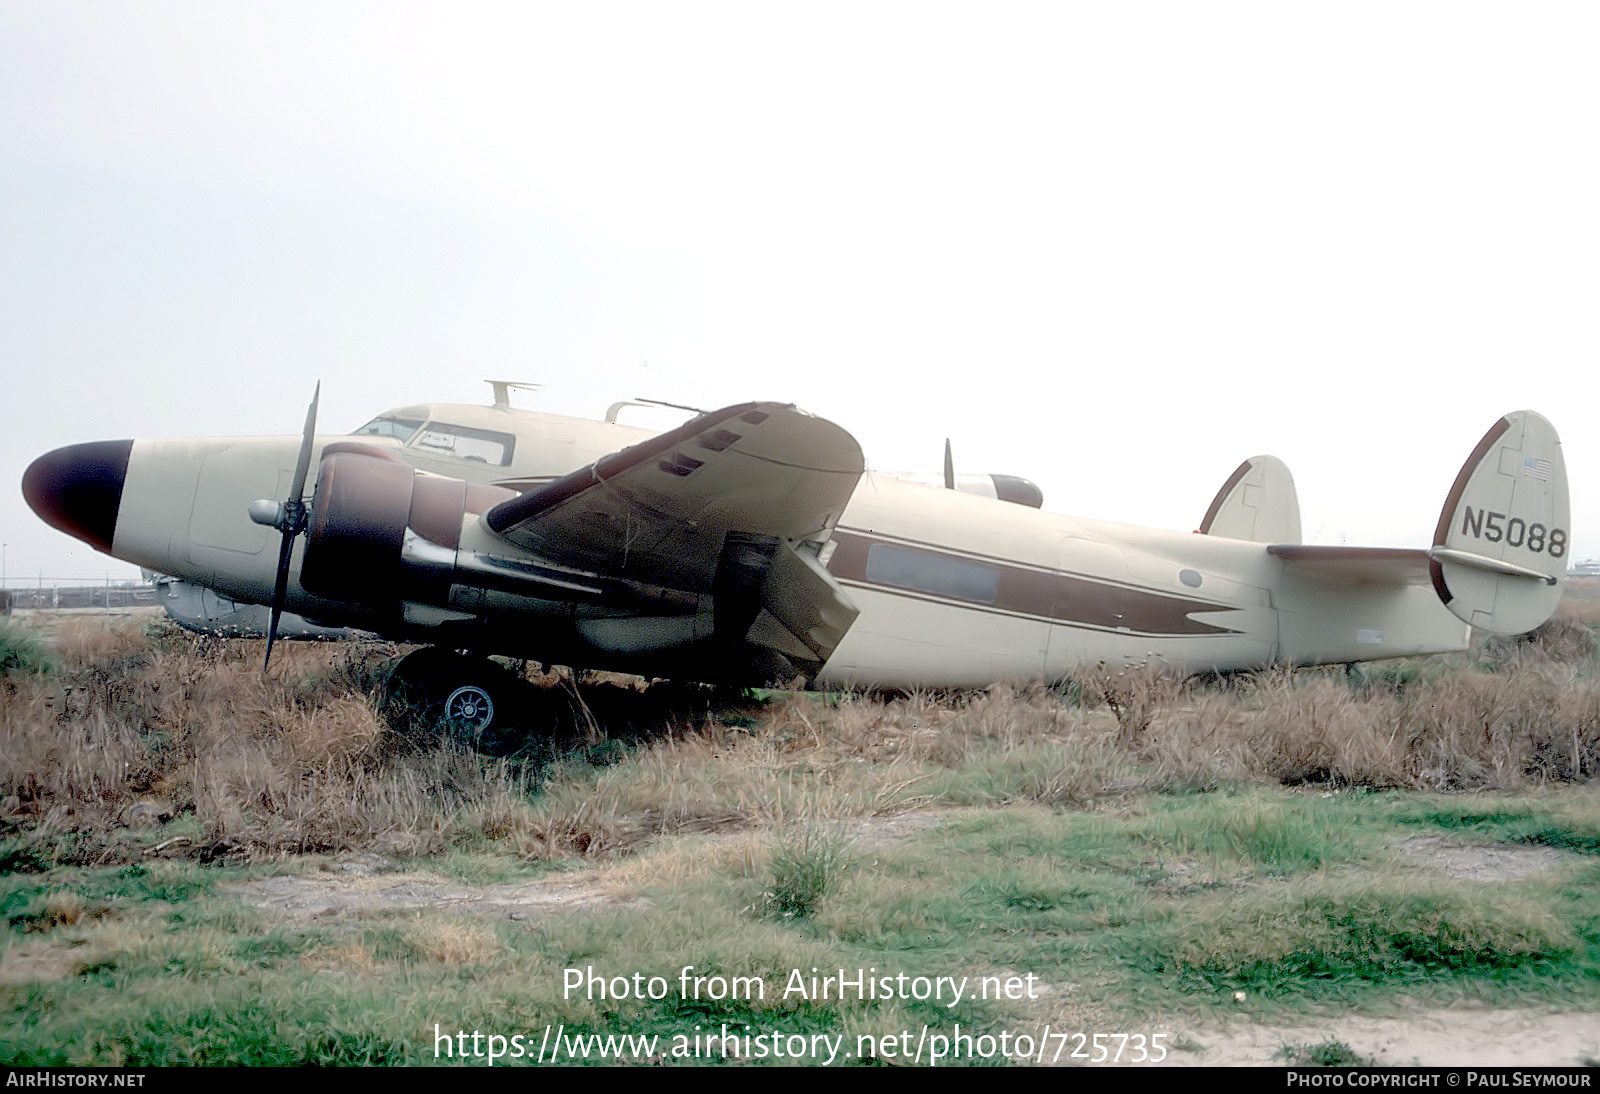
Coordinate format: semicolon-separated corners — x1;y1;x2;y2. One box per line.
1430;411;1568;635
1198;455;1302;544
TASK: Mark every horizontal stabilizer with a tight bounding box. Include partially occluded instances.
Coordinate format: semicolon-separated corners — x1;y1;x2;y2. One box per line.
1268;545;1432;586
1269;545;1469;663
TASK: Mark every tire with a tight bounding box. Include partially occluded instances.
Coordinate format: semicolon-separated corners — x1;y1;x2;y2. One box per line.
434;676;500;749
377;649;523;752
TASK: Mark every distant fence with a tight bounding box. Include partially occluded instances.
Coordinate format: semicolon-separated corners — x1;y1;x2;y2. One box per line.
1;585;158;612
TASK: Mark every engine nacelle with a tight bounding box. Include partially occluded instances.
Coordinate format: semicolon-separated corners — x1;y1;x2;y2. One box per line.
878;471;1044;508
299;448;701;631
299;445;515;603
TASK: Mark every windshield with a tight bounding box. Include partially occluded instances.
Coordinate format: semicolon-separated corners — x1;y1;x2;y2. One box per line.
352;417;423;441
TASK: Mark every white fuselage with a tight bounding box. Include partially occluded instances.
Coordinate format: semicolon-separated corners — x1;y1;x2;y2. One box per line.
52;401;1472;688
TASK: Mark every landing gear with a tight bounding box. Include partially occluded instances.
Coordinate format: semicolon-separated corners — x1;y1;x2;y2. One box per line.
379;648;524;751
441;682;496;737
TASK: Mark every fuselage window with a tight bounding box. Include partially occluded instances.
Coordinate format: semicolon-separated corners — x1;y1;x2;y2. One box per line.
407;422;516;466
353;417;424;441
865;543;1000;604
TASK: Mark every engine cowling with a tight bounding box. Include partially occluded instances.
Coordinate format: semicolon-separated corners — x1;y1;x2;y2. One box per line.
299;445;515;602
878;471;1044;508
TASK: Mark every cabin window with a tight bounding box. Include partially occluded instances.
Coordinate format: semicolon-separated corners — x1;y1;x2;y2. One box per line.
353;416;423;441
407;422;516;466
865;543;1000;604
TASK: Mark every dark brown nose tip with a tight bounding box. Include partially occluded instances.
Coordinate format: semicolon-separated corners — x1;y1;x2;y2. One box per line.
22;440;133;553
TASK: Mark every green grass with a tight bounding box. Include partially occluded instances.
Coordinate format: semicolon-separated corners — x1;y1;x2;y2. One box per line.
1277;1039;1376;1066
1152;876;1576;991
1131;790;1369;874
4;787;1598;1064
1387;797;1600;854
758;825;852;921
0;620;52;677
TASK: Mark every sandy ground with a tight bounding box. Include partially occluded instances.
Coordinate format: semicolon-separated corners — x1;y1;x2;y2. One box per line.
1157;1008;1597;1067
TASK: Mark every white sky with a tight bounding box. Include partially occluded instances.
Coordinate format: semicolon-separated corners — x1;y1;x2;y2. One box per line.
3;1;1595;585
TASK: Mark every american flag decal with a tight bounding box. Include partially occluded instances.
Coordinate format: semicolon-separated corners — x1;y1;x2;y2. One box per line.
1523;456;1552;481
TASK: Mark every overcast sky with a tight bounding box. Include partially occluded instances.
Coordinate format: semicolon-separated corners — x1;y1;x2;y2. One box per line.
3;2;1595;586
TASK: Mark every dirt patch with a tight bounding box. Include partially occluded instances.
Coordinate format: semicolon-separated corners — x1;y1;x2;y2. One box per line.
1159;1008;1599;1067
228;812;951;922
229;867;642;923
1394;835;1581;882
0;940;89;984
849;810;947;846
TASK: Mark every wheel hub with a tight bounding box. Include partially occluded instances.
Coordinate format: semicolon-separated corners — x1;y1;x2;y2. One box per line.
443;684;495;738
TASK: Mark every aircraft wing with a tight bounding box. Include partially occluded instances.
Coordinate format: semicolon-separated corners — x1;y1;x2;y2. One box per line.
481;402;865;671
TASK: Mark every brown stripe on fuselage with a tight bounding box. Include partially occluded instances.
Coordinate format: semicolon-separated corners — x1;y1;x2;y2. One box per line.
828;529;1242;636
1428;415;1511;605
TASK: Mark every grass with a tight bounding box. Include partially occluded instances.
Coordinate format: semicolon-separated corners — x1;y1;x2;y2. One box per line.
1;605;1598;1064
0;619;52;678
757;824;853;921
1277;1040;1376;1066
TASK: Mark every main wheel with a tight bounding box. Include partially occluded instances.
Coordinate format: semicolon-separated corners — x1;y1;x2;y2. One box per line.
437;679;499;747
378;648;523;752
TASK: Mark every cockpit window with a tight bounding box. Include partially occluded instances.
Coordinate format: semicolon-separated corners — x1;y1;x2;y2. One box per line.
407;421;516;466
353;417;424;441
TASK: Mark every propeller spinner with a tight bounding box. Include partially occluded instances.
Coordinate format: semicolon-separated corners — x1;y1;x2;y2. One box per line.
248;382;321;670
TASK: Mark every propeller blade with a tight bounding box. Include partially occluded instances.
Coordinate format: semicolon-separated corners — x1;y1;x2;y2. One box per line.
264;529;295;671
943;438;955;490
288;381;320;503
264;382;321;672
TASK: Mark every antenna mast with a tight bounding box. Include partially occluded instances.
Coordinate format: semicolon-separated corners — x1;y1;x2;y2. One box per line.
486;380;542;409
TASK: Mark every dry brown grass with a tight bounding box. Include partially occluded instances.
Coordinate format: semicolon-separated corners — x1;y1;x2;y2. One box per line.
1558;577;1600;623
1;621;542;864
2;592;1595;867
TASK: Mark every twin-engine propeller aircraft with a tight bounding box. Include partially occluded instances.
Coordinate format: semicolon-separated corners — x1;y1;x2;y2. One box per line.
23;383;1570;740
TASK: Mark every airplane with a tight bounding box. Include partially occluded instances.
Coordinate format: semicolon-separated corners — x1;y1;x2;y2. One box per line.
22;382;1571;742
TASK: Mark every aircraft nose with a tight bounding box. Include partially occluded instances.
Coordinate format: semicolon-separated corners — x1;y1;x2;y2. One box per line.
22;440;134;553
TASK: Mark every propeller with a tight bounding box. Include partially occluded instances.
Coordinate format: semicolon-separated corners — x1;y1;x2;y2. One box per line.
943;438;955;491
247;382;320;670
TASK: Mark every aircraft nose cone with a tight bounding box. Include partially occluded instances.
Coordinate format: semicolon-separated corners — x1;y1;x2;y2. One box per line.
22;440;133;553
